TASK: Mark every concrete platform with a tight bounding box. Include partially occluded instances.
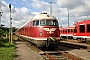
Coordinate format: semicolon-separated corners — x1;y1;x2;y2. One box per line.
60;41;90;47
14;39;42;60
60;41;90;60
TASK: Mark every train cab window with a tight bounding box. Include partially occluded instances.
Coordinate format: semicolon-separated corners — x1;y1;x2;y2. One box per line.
40;20;45;26
36;20;39;26
46;20;52;25
33;21;35;26
46;20;58;26
87;24;90;32
74;26;77;33
40;20;58;26
33;20;39;26
79;25;85;33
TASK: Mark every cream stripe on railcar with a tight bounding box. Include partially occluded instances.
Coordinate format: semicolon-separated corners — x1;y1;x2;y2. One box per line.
73;36;90;38
20;35;60;40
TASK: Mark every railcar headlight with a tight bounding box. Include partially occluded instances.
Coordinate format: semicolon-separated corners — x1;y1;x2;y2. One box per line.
40;32;42;36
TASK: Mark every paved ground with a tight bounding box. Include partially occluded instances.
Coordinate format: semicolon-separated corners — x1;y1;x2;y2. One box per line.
60;41;90;60
14;37;90;60
67;49;90;60
14;38;42;60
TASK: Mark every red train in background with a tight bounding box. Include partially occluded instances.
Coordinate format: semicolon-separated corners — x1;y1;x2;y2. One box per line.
60;19;90;41
60;26;75;39
15;12;60;48
73;19;90;39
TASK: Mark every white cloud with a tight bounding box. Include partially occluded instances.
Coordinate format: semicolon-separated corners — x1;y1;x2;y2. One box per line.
56;0;85;9
0;0;36;28
31;0;50;12
0;0;90;28
22;0;27;2
12;7;35;28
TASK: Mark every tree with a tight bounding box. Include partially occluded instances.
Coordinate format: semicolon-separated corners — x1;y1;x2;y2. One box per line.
12;27;18;32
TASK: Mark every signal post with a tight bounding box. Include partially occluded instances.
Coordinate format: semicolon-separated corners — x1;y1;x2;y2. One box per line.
9;4;12;44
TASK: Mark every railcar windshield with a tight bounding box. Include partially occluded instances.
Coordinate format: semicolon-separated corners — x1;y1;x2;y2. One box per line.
40;20;58;26
74;26;77;33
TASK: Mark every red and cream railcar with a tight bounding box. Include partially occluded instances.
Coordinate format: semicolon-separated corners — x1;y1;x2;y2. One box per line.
15;13;60;47
73;19;90;39
60;26;75;38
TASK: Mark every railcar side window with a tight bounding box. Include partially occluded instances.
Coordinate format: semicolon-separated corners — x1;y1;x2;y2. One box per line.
71;29;73;33
61;30;62;33
68;29;70;33
64;29;67;33
87;24;90;32
63;30;64;33
79;25;85;33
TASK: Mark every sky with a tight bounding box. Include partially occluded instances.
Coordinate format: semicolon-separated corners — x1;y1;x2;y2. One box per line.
0;0;90;28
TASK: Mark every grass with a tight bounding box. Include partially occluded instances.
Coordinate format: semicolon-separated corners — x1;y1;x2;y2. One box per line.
0;37;16;60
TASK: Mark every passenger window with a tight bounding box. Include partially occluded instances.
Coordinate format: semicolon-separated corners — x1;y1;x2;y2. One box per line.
71;29;73;33
66;30;67;33
63;30;64;33
79;25;85;33
68;29;70;33
87;24;90;33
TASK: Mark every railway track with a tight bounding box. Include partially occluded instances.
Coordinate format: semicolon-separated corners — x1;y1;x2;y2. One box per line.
40;51;69;60
60;41;90;50
18;37;86;60
25;40;69;60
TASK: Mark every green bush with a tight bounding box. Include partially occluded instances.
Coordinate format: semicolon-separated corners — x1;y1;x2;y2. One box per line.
0;38;4;47
0;37;16;60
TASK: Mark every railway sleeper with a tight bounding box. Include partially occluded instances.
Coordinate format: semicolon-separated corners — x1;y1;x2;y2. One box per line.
61;52;82;60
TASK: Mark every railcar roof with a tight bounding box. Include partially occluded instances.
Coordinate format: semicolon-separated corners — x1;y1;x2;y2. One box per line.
76;19;90;25
16;13;57;32
60;26;75;30
31;13;56;20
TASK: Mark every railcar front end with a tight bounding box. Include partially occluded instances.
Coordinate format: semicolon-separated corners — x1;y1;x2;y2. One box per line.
31;19;60;47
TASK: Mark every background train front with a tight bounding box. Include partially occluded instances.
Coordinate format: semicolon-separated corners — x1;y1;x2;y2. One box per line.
15;13;60;48
73;20;90;40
